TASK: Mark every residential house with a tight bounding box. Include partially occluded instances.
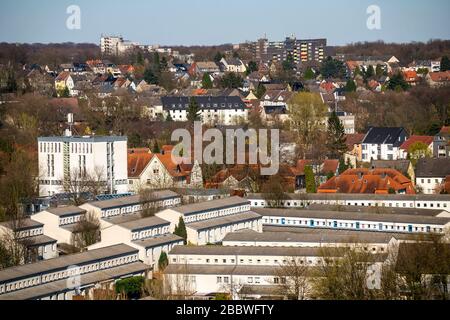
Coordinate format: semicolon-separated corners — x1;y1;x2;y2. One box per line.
318;168;416;194
344;133;365;166
426;71;450;87
161;96;248;125
294;159;340;187
402;70;420;86
433;126;450;158
398;135;434;160
370;160;415;184
361;127;409;162
193;62;220;75
127;148;203;192
415;158;450;194
54;72;74;96
220;57;247;73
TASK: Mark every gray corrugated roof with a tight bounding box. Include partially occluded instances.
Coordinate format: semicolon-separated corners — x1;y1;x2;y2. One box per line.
174;196;249;215
415;158;450;178
247;193;450;202
262;226;442;241
222;229;395;244
0;244;137;283
0;262;148;300
118;216;170;231
132;233;183;249
254;208;450;225
169;245;341;257
88;190;179;210
304;204;443;217
0;218;43;231
45;206;86;217
164;264;278;276
186;211;260;231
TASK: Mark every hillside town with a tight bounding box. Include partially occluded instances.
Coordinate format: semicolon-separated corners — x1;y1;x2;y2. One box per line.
0;33;449;301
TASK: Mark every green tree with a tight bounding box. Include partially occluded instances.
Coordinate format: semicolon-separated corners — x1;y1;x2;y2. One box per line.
364;65;375;79
386;72;409;91
326;111;348;158
136;51;144;66
375;64;384;77
304;68;315;80
246;61;258;75
187;97;201;122
143;68;159;85
158;251;169;271
115;276;145;299
6;69;18;93
440;55;450;72
338;158;351;174
320;57;346;78
214;52;224;64
283;54;295;71
354;66;362;77
254;83;266;99
152;141;160;154
58;86;70;98
305;165;316;193
344;79;357;92
202;73;213;89
165;113;173;122
174;216;187;244
407;141;432;166
220;72;244;89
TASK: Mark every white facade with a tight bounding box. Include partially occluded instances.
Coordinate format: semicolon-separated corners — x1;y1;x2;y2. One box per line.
166;108;248;125
38;136;128;196
362;143;401;162
100;36;123;56
416;176;446;195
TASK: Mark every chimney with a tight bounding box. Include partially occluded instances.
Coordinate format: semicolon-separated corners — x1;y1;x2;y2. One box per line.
357;172;363;180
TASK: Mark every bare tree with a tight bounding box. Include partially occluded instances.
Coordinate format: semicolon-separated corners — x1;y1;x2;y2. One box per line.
273;257;312;300
71;211;101;250
63;167;106;206
139;188;162;218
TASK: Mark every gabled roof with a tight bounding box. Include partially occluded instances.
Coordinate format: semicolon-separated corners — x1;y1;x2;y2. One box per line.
55;71;71;82
362;127;407;146
428;71;450;82
400;135;434;151
416;158;450;178
318;168;415;194
345;133;365;149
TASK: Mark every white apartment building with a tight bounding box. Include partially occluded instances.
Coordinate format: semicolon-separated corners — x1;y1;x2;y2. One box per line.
254;207;450;234
361;127;409;162
161;96;248;125
164;245;385;299
0;219;58;262
248;193;450;212
88;215;183;270
38;135;128;196
415;158;450;194
100;36;123;56
0;244;148;300
156;196;262;245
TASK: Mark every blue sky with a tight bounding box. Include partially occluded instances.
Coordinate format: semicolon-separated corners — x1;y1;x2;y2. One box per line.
1;0;449;45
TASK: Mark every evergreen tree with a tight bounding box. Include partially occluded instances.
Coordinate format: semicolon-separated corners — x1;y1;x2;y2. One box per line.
202;73;213;89
144;68;158;85
320;57;346;78
440;55;450;72
354;66;362;77
304;68;315;80
165;113;173;122
136;51;144;66
386;72;409;91
305;165;316;194
246;61;258;75
220;72;244;89
255;83;266;99
6;69;18;93
364;65;375;79
344;79;357;92
187;97;201;122
338;158;351;174
375;64;384;77
214;52;224;64
158;252;168;270
326;111;348;158
152;141;160;154
174;217;187;244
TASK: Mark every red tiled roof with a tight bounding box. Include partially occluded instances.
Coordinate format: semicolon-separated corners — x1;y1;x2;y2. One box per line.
345;134;365;149
440;126;450;134
55;71;71;82
428;71;450;82
400;135;433;151
128;152;153;178
318;168;415;194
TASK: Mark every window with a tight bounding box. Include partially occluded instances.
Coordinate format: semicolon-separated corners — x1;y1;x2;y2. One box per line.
217;277;222;284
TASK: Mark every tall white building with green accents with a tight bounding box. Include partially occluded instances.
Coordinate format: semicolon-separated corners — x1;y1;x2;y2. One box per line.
37;135;128;196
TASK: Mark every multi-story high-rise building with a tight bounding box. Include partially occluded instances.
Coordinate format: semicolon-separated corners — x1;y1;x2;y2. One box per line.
248;36;327;64
38;116;128;196
100;35;123;56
